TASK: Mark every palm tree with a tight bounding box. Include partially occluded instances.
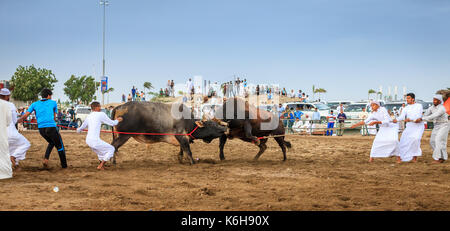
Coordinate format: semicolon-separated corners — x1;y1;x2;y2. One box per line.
104;87;114;104
143;82;154;97
314;88;327;100
368;89;377;100
312;85;316;101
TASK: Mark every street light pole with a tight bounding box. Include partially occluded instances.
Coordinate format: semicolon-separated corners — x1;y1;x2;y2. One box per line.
100;0;109;105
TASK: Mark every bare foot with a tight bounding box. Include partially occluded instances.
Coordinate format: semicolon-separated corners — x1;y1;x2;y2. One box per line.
10;156;16;166
369;158;374;163
412;157;418;163
432;160;442;164
42;159;49;168
97;161;106;170
397;157;402;164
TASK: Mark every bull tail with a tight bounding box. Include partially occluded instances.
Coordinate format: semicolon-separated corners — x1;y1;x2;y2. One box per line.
284;140;292;149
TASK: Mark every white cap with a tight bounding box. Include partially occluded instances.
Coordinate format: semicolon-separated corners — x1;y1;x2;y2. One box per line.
433;95;444;104
0;88;11;96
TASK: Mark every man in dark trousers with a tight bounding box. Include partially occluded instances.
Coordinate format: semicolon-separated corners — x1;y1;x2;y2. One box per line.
17;89;67;169
337;109;347;136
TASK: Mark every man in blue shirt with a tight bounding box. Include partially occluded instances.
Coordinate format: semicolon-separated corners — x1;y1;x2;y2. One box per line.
294;107;304;120
18;89;67;168
287;109;295;134
131;86;136;101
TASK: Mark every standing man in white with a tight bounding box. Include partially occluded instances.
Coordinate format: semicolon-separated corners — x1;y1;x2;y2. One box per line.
351;101;399;163
77;101;123;170
0;89;30;170
394;93;424;163
420;95;449;163
0;97;12;179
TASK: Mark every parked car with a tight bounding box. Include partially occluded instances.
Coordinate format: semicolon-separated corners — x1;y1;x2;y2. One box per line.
326;101;353;111
259;104;277;113
282;102;330;122
74;106;91;128
343;103;371;126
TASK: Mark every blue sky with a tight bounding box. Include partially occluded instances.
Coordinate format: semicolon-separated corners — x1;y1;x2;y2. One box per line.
1;0;449;102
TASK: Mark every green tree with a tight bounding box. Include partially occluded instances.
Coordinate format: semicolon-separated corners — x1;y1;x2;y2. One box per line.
80;76;99;105
10;65;58;102
64;75;83;104
64;75;99;105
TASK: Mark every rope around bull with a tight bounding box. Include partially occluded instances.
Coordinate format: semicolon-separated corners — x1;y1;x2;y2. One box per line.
23;123;200;139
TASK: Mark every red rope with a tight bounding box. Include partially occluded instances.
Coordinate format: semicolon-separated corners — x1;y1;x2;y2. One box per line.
23;122;199;138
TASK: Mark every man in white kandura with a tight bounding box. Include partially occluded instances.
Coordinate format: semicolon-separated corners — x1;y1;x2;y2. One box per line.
77;101;123;170
420;95;449;163
393;93;424;163
0;98;12;179
351;101;399;163
0;89;31;170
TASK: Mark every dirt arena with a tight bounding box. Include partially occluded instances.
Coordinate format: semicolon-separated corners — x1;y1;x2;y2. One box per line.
1;130;450;211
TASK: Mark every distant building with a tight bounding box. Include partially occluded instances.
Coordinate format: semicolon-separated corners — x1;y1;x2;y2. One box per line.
0;80;10;89
0;79;27;108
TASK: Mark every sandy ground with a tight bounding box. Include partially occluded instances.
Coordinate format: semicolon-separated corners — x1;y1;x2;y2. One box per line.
1;130;450;211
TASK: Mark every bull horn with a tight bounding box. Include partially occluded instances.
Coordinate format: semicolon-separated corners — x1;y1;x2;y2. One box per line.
219;121;228;126
195;121;204;128
212;117;228;126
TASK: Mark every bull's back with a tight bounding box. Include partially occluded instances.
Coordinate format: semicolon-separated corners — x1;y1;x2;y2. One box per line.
113;101;179;133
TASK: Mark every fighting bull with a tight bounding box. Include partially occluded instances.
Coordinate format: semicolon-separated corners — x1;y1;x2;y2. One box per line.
110;101;228;164
214;97;292;161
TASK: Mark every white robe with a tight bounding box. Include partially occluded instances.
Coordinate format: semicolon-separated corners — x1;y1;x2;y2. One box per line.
292;121;303;133
77;112;119;162
7;102;30;165
397;103;424;162
423;104;449;161
365;107;399;158
0;99;12;179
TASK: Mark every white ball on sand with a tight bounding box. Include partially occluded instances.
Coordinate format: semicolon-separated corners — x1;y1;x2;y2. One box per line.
53;186;59;193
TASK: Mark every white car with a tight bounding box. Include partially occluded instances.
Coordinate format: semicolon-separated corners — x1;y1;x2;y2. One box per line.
74;106;91;127
282;102;330;122
326;101;353;111
342;103;372;126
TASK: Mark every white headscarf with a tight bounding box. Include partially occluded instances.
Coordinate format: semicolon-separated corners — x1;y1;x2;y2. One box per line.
0;88;11;96
371;101;381;107
433;95;444;105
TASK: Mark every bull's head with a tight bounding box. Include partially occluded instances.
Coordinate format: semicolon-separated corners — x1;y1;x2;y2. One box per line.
193;120;228;143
